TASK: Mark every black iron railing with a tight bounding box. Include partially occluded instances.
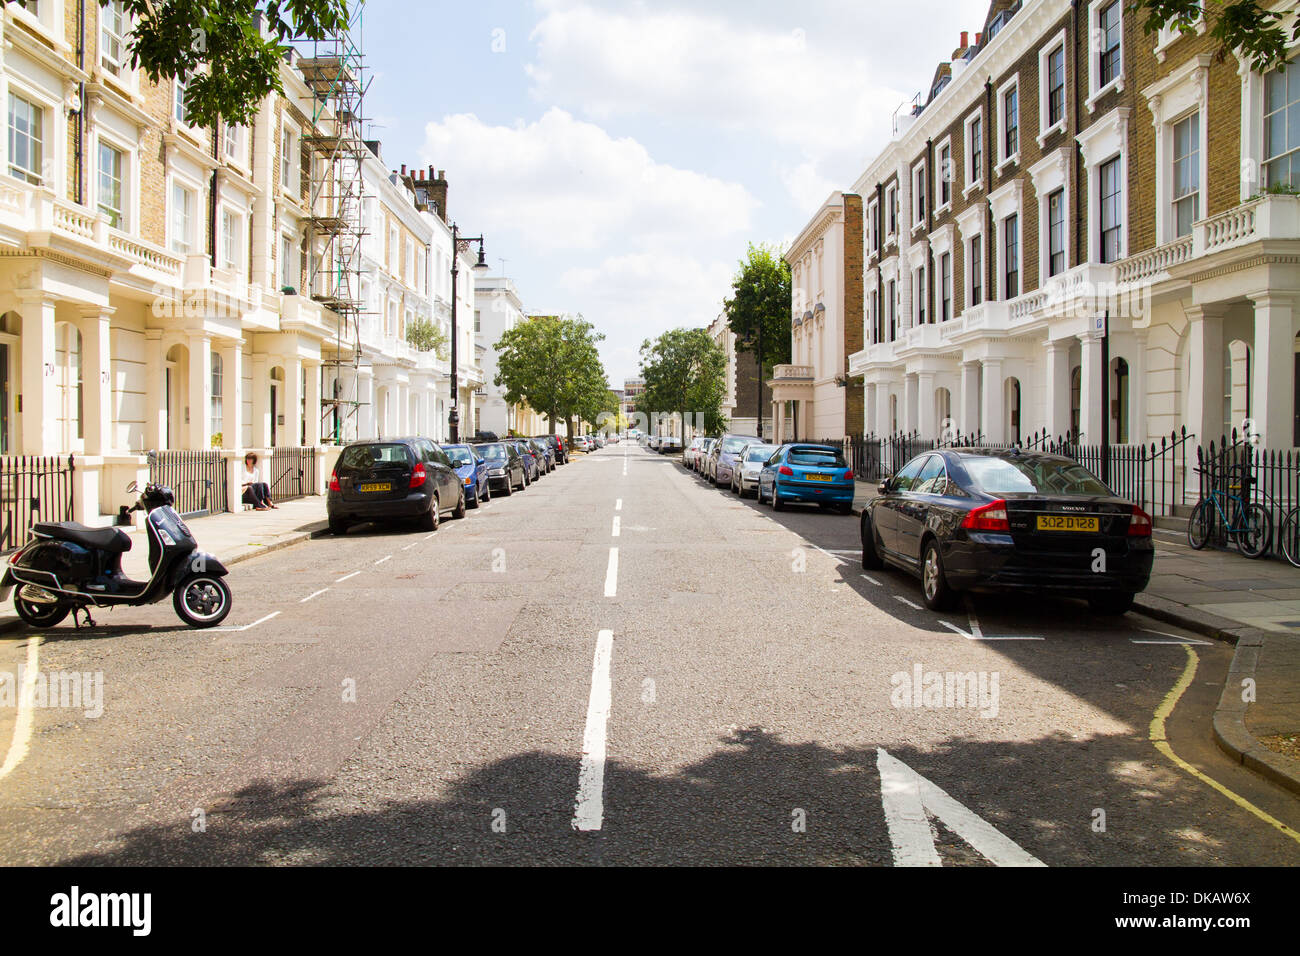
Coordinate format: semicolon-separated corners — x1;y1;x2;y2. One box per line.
148;449;228;518
1196;433;1299;558
0;454;75;554
268;447;318;502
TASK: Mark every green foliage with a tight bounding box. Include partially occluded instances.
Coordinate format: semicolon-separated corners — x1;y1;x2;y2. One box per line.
638;327;727;440
722;242;792;380
1132;0;1299;73
406;317;448;359
494;314;608;432
6;0;351;128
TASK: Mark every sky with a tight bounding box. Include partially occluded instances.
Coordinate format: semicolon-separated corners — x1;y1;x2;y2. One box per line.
359;0;992;386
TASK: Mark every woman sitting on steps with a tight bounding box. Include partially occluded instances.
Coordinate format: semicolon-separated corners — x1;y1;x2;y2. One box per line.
241;453;278;511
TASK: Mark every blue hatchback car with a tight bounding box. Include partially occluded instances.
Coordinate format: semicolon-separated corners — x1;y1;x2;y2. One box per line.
440;443;491;508
758;443;855;514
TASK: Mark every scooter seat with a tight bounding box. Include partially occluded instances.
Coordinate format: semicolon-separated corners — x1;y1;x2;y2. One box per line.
33;522;132;553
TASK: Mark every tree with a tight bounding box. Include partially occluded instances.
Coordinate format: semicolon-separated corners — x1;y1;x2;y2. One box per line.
1134;1;1299;72
722;243;792;433
7;0;352;128
406;318;447;359
638;328;727;443
494;314;608;435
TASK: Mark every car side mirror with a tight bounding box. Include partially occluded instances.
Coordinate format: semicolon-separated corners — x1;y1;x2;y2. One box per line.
879;476;893;494
477;457;485;465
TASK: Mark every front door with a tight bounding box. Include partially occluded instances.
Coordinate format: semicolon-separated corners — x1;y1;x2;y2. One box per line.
0;343;9;454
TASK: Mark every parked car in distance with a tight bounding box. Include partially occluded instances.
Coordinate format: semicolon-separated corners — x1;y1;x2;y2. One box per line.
732;443;777;497
758;443;854;515
710;433;759;487
647;435;662;451
328;438;465;535
860;448;1155;613
476;442;527;495
440;443;491;508
684;437;707;470
539;435;568;465
695;438;716;473
527;437;554;473
511;439;540;482
659;436;682;454
608;434;620;444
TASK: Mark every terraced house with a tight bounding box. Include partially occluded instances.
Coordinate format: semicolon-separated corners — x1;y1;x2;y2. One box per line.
0;2;479;543
808;0;1300;458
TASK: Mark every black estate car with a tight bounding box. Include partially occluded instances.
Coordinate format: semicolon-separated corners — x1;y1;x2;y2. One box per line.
860;448;1154;613
327;438;466;535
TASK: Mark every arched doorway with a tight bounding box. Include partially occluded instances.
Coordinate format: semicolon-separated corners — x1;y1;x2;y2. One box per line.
1005;377;1022;444
935;387;953;440
0;312;15;453
1225;339;1251;439
55;322;84;452
1111;356;1130;444
165;343;190;450
1070;366;1081;440
270;366;284;447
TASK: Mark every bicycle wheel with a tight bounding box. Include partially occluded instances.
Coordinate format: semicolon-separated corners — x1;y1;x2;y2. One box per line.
1281;508;1300;568
1237;503;1273;559
1186;500;1213;550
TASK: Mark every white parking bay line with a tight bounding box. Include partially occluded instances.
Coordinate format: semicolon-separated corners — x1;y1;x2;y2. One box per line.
573;629;615;832
611;516;621;538
893;596;923;610
0;636;43;782
300;588;330;603
861;574;881;586
217;611;281;633
374;555;392;566
335;570;362;583
615;499;622;511
1132;627;1212;646
604;548;619;597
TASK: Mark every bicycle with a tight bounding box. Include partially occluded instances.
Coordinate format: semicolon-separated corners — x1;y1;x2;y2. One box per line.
1279;505;1300;568
1186;465;1272;558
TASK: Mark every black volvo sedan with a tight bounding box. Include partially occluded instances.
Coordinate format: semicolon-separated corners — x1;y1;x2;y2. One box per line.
860;448;1154;613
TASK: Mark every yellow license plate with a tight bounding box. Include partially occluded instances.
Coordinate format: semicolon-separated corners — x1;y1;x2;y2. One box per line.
1036;515;1098;532
357;482;391;493
806;474;832;482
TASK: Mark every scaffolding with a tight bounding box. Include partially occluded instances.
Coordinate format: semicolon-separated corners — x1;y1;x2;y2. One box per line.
294;1;370;443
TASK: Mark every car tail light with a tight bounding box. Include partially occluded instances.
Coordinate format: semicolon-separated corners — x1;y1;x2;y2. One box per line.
409;463;427;489
1127;506;1152;537
778;465;794;476
329;470;341;492
961;499;1010;532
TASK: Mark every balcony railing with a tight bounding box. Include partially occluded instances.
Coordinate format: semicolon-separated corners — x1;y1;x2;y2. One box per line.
772;364;815;380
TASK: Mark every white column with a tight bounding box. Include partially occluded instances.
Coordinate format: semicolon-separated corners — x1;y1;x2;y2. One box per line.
78;307;114;456
960;362;980;438
1044;339;1072;440
187;333;212;450
1129;330;1149;446
304;360;322;446
250;353;271;448
1248;292;1296;448
283;355;303;446
220;340;243;450
1184;305;1225;447
357;367;375;439
981;358;1005;443
1077;333;1103;445
17;293;59;455
917;370;936;439
143;330;166;450
903;374;918;434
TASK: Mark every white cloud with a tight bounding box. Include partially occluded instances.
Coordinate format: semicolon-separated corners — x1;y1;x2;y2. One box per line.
419;108;756;253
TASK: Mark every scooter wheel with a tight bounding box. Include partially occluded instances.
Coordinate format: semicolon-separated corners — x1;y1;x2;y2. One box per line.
14;596;70;629
173;575;233;628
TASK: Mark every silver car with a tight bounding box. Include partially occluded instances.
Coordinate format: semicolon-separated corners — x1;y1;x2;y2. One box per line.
731;443;777;497
710;433;759;487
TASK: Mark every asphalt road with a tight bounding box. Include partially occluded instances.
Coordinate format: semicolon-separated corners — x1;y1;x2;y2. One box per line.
1;442;1298;866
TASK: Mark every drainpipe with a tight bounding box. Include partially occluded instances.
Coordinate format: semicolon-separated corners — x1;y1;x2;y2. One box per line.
876;182;885;345
985;77;994;298
75;0;85;205
926;137;935;324
210;127;219;267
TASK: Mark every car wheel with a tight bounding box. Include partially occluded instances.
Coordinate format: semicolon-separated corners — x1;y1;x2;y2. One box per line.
861;514;884;570
482;482;491;503
500;478;512;497
773;486;785;511
419;495;440;532
452;488;467;520
467;485;481;509
328;517;350;536
921;539;957;611
1088;592;1136;615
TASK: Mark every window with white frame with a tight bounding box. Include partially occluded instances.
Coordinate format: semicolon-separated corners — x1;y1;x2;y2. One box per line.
913;161;927;226
280;233;297;289
174;76;189;124
169;181;195;254
1100;156;1123;263
223;123;245;164
281;125;296;191
887;278;897;340
999;78;1020;167
97;140;124;228
938;141;952;208
101;1;128;74
1172;113;1200;237
1088;0;1125;109
7;93;45;184
966;110;984;190
867;199;879;253
389;225;399;273
221;207;242;271
939;252;952;321
886;183;898;238
970;234;983;305
1003;214;1020;299
1155;0;1204;61
914;263;927;324
1040;34;1066;138
1264;64;1300;189
1047;188;1066;276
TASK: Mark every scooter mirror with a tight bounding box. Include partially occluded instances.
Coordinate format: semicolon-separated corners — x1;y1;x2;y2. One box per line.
126;480;139;494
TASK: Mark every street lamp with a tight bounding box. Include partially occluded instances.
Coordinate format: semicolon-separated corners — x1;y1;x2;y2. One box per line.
449;223;489;444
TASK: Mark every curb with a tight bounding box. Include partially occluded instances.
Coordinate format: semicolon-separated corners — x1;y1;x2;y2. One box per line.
0;522;324;637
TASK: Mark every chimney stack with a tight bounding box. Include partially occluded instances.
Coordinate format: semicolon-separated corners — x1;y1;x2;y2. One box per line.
426;169;449;223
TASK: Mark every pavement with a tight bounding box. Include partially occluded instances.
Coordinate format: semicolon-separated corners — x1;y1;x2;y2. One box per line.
1;447;1298;865
848;478;1300;798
